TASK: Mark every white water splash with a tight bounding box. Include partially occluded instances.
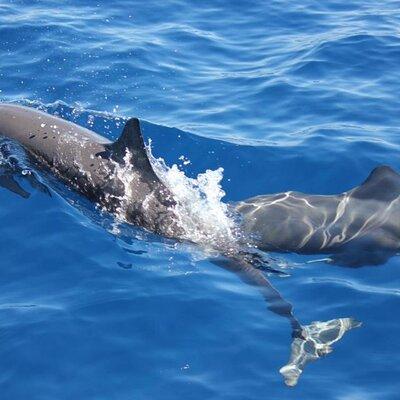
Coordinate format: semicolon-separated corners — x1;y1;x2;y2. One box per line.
104;147;242;251
102;150;141;234
112;151;138;218
148;146;241;252
108;142;242;250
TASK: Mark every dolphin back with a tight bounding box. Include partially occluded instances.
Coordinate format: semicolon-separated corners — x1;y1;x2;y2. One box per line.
235;167;400;262
0;104;180;237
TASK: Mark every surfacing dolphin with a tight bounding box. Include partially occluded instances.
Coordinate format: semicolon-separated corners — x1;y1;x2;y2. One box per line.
1;103;398;263
0;103;392;385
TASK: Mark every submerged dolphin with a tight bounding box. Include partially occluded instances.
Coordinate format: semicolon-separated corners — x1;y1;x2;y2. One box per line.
0;103;181;237
236;166;400;266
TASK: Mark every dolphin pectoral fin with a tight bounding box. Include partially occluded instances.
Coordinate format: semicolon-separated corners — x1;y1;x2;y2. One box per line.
25;172;52;197
0;174;30;198
0;171;51;199
280;317;361;387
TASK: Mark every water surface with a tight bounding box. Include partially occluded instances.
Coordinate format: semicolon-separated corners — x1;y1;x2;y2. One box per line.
0;1;400;399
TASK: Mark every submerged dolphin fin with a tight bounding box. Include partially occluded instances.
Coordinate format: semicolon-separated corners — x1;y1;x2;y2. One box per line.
352;165;400;202
0;174;30;198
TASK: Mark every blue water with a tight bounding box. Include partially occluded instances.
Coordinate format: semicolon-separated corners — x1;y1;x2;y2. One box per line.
1;0;400;398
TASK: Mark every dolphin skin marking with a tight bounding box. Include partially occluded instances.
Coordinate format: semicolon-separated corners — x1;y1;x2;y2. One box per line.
0;103;180;237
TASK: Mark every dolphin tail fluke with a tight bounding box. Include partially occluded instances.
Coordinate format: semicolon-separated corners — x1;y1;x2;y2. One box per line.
280;317;361;387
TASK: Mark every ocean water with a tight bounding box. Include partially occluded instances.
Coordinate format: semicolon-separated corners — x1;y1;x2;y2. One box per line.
0;0;400;399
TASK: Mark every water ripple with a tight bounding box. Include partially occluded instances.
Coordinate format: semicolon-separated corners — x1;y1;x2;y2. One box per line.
1;0;400;398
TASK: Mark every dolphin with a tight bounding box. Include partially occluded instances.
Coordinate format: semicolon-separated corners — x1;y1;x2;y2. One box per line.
0;103;367;385
0;103;181;237
1;103;398;265
1;103;399;265
235;166;400;266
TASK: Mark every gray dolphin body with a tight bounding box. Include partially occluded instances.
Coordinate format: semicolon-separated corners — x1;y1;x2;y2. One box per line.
0;104;399;265
236;166;400;265
0;104;180;237
0;103;386;384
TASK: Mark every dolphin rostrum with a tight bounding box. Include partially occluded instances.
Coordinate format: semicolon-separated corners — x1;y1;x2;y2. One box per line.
0;103;181;237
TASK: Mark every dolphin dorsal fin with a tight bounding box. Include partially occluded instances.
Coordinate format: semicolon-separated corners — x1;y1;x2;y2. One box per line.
353;165;400;201
109;118;154;172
